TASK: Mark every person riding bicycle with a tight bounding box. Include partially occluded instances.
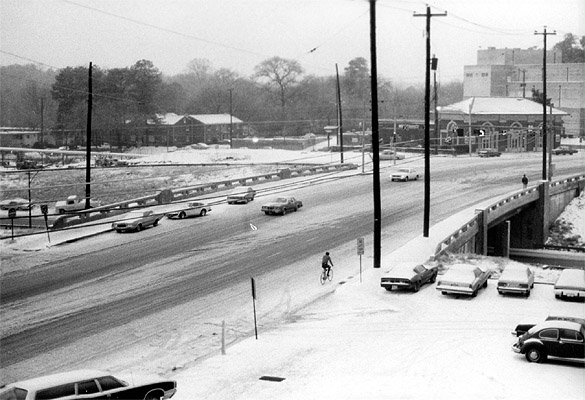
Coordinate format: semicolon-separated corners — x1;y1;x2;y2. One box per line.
322;252;333;276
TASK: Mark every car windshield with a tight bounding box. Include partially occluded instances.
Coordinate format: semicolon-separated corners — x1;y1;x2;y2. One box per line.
275;198;288;203
398;168;409;173
126;211;145;217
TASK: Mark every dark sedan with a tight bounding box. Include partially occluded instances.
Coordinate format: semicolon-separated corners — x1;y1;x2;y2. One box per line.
552;146;578;155
0;369;176;400
380;263;440;292
512;320;585;363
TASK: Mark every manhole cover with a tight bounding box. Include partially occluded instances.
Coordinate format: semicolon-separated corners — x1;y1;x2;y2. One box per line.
259;376;285;382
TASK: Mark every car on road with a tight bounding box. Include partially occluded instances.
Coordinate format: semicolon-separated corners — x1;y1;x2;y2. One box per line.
0;369;177;400
166;202;211;219
512;320;585;363
390;167;420;182
436;263;492;297
112;210;161;233
477;148;501;157
552;146;578;155
380;263;440;292
261;197;303;215
379;150;405;160
226;187;256;204
554;268;585;300
497;265;535;296
512;316;585;337
0;198;34;211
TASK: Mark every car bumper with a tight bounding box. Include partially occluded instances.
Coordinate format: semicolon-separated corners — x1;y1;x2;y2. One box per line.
380;281;412;290
554;288;585;298
512;343;522;354
498;286;530;294
436;285;474;295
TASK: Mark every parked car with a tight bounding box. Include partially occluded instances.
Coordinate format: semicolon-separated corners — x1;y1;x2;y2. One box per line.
226;187;256;204
166;202;211;219
55;195;99;214
16;160;43;170
512;316;585;337
0;369;177;400
0;198;33;211
497;265;535;296
512;320;585;363
261;197;303;215
436;263;492;297
112;210;161;233
390;167;420;182
380;263;440;292
552;146;578;155
554;268;585;300
477;148;501;157
379;150;405;160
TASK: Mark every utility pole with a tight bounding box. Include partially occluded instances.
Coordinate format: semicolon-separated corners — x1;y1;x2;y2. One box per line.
535;26;556;181
414;5;446;238
432;55;439;140
369;0;381;268
40;97;44;146
85;62;93;210
229;88;233;149
336;64;344;163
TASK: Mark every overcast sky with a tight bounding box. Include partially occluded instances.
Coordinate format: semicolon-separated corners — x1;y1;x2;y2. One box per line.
1;0;583;84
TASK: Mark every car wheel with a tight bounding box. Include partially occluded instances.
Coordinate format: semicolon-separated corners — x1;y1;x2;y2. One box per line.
483;280;488;288
265;211;270;215
116;229;122;233
244;198;249;203
430;272;437;283
525;291;530;297
385;287;392;292
200;209;207;216
282;208;287;215
144;390;164;400
525;347;546;363
153;219;159;227
498;290;503;295
415;176;418;180
179;211;186;219
441;291;447;295
413;281;420;292
136;224;142;232
471;289;478;297
405;177;408;181
59;209;65;214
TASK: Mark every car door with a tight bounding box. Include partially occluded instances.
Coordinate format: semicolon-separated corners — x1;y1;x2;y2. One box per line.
558;329;585;359
413;265;428;284
537;328;562;357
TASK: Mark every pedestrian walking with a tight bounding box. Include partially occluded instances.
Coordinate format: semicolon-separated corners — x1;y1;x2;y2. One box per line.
522;174;528;189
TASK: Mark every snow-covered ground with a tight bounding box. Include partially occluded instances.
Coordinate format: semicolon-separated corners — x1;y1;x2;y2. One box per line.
1;143;584;399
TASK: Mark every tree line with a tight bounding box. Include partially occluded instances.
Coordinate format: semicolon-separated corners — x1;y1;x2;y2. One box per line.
1;56;465;147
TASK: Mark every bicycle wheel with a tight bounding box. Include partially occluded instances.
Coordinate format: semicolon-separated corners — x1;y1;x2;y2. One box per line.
319;271;327;285
327;268;333;281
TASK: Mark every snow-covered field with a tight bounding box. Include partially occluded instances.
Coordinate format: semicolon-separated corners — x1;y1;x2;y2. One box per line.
1;144;584;399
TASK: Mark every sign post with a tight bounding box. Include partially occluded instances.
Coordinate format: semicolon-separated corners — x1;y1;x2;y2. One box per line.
8;208;16;240
41;204;50;243
251;277;258;339
357;237;365;282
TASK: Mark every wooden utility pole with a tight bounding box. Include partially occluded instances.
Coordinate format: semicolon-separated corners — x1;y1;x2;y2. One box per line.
535;27;556;181
369;0;381;268
85;62;93;210
336;64;344;163
414;6;446;238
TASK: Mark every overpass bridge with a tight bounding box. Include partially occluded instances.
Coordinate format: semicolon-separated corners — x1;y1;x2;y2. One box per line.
435;174;585;260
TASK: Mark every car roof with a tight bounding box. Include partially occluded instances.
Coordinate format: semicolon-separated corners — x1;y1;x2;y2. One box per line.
6;370;110;391
532;320;584;331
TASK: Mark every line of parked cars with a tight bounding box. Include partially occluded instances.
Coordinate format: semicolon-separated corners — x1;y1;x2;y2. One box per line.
380;263;585;365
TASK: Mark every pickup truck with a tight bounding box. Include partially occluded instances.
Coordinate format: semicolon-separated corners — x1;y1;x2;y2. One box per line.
55;195;98;214
261;197;303;215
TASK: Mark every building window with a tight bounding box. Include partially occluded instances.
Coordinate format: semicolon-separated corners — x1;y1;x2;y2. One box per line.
465;73;473;78
481;73;489;77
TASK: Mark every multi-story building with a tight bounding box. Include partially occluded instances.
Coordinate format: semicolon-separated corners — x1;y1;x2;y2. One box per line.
464;47;585;138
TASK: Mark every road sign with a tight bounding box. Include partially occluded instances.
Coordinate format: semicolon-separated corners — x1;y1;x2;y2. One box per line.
40;204;48;214
8;208;16;219
357;237;364;255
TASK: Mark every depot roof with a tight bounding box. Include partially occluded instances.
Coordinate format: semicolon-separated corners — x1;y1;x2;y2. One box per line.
439;97;568;116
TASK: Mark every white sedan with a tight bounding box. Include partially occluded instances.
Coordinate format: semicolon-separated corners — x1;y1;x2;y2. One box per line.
379;150;405;160
166;202;212;219
391;167;420;181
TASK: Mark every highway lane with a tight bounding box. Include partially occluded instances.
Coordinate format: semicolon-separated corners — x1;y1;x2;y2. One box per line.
1;153;583;376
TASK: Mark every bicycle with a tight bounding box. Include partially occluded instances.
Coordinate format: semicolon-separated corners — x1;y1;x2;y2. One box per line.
319;266;333;285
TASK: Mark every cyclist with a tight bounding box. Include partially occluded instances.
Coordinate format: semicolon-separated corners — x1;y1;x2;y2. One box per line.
322;252;333;277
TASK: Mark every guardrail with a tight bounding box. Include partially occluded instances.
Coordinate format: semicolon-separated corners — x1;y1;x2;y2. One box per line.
49;163;358;229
